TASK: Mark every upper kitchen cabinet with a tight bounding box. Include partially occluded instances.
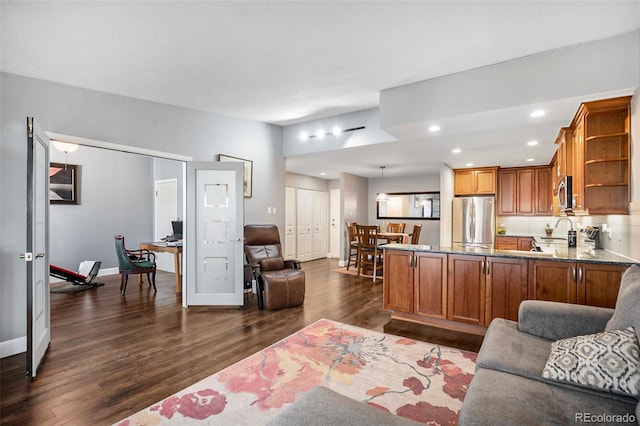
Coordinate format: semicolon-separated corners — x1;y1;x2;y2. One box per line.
570;96;631;215
454;167;498;196
553;127;574;195
497;166;551;216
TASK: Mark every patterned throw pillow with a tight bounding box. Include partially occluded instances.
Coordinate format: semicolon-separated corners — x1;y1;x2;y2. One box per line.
542;327;640;397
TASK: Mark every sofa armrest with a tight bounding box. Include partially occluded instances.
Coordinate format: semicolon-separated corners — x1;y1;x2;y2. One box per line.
284;259;302;270
518;300;614;341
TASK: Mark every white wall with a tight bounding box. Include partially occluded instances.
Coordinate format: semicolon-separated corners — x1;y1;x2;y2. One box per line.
0;72;285;355
368;174;441;246
286;173;329;192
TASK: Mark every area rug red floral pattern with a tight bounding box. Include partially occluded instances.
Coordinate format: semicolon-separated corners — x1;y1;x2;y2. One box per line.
116;319;477;425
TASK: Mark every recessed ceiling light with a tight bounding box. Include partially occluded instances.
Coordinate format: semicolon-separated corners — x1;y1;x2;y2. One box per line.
315;129;325;139
300;131;308;140
452;148;461;154
320;172;326;176
526;158;535;162
466;162;474;167
527;140;539;146
331;127;341;136
530;110;545;118
429;125;441;132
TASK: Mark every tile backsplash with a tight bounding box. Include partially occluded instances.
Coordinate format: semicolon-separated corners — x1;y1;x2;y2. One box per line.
497;201;640;261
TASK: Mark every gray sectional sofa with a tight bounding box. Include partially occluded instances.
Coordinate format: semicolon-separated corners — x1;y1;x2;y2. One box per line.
459;265;640;425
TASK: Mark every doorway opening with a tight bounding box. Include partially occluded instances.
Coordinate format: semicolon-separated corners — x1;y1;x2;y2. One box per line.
46;132;190;306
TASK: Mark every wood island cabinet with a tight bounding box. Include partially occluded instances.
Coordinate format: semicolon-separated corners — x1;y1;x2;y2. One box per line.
447;255;486;326
485;256;528;323
384;247;631;335
383;250;415;313
383;250;447;318
528;260;628;308
447;254;528;326
454;167;497;195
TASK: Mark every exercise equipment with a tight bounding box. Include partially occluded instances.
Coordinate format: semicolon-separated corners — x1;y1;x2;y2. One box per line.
50;261;102;286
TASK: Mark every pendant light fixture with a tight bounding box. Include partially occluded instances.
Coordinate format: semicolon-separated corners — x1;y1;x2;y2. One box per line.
376;166;390;202
52;140;79;168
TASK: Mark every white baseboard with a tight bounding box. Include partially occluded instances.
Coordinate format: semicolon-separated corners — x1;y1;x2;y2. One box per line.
0;336;26;358
338;260;346;267
98;267;118;276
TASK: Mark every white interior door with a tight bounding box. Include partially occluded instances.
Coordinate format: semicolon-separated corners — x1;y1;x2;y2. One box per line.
185;161;243;306
25;117;50;378
154;179;178;272
296;189;313;262
329;189;340;258
284;186;296;259
312;191;327;259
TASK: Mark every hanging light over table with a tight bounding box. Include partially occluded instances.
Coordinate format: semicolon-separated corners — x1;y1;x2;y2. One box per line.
376;166;390;202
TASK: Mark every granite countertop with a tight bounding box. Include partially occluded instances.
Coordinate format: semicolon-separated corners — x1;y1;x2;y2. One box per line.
383;243;638;265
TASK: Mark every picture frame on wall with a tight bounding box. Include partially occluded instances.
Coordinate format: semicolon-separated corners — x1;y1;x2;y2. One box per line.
49;162;79;204
218;154;253;198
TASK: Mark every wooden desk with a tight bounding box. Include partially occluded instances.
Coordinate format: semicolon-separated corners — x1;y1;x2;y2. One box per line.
378;232;409;244
139;242;182;293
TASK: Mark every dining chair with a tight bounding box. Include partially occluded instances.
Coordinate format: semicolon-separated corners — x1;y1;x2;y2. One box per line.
410;224;422;244
346;222;359;270
387;223;406;233
356;225;383;282
114;235;157;295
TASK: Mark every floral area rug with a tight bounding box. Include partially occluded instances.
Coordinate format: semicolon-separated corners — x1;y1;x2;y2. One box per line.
115;319;477;425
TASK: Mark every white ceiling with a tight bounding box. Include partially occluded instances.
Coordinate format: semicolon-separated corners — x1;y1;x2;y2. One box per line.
2;1;640;179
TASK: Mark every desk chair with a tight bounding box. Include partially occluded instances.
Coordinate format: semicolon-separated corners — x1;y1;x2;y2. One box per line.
114;235;157;295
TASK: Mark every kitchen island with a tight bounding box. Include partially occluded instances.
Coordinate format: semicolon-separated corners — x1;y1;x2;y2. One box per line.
382;243;637;335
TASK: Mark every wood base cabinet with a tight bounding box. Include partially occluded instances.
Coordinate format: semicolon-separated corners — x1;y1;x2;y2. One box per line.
383;250;447;318
383;250;415;313
448;254;528;326
384;248;631;335
447;255;486;326
528;260;628;308
415;252;447;319
485;257;528;323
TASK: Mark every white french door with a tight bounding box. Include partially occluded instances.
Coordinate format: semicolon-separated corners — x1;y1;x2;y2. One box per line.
25;117;50;377
185;161;244;306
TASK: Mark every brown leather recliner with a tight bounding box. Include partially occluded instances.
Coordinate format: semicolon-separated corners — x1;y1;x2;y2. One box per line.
244;224;305;310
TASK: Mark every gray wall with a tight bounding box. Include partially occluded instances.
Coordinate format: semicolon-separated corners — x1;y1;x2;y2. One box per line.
340;172;369;262
1;72;284;354
49;146;154;272
368;174;441;245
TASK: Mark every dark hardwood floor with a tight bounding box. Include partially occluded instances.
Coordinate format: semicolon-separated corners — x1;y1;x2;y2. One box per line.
1;259;482;425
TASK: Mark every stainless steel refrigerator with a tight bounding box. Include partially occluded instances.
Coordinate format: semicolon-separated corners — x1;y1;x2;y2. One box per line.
452;196;496;248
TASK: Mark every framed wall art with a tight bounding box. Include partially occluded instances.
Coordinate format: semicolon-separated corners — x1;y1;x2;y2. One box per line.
49;162;79;204
218;154;252;198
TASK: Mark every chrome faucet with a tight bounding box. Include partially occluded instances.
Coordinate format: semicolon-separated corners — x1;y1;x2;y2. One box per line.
554;217;574;231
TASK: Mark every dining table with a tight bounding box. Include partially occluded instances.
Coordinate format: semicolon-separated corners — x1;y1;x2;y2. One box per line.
377;232;410;244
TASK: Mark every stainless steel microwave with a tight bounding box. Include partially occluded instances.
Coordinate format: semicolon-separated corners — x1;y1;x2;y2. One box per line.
557;176;573;210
